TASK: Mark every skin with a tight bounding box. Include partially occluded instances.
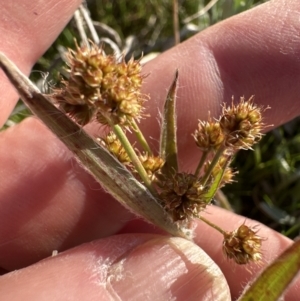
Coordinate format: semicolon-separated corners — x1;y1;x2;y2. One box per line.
0;0;300;300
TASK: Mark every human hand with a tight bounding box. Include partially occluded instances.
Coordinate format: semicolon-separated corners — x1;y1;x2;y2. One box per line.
0;0;300;300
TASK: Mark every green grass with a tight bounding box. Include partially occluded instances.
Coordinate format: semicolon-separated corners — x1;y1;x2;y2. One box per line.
3;0;299;239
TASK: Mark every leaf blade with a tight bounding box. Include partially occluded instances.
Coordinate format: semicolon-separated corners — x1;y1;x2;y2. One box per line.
159;70;179;176
202;155;231;204
239;240;300;301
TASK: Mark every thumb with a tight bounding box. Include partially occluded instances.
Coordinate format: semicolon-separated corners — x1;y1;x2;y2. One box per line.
0;234;230;301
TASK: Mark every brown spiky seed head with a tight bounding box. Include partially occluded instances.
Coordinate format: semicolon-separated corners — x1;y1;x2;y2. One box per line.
53;42;146;126
223;224;263;264
138;153;164;181
220;97;264;150
159;172;208;221
99;132;131;164
193;120;224;151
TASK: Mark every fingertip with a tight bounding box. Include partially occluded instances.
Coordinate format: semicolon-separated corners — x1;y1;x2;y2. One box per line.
108;236;230;301
0;234;230;301
0;118;131;270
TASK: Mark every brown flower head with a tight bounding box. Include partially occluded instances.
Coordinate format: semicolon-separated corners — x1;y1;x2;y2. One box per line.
158;172;209;221
99;132;131;164
223;224;263;264
138;153;164;181
53;42;146;126
220;97;264;150
193;119;224;151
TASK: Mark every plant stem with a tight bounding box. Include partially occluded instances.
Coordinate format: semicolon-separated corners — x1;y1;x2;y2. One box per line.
130;119;152;155
111;123;155;194
201;145;226;186
194;150;208;178
199;215;226;235
172;0;180;45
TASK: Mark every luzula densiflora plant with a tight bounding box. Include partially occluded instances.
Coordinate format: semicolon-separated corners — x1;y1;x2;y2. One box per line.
52;41;266;265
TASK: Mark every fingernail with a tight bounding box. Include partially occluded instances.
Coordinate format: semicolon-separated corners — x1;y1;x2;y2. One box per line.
106;237;230;301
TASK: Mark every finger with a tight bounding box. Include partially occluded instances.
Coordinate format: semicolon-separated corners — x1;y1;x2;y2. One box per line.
140;0;300;169
0;0;81;126
0;118;134;270
0;234;230;301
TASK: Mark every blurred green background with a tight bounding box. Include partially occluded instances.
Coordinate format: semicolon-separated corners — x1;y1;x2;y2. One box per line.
3;0;299;239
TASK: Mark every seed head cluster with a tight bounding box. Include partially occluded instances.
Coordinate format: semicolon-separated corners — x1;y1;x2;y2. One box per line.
53;43;145;126
220;97;264;150
223;224;263;264
194;96;265;152
193;119;224;151
99;132;131;164
138;153;165;181
158;173;208;221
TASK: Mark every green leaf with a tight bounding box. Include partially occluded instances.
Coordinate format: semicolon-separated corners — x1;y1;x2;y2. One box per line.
239;239;300;301
202;160;226;203
159;70;179;176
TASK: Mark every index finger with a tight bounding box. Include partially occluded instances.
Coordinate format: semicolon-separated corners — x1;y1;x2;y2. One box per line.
141;0;300;169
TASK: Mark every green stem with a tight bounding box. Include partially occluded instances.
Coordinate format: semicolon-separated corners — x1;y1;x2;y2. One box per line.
130;119;152;155
194;150;208;178
111;123;155;194
201;145;226;186
199;216;226;235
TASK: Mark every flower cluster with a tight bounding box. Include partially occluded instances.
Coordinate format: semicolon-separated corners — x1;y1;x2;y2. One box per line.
220;97;264;150
160;98;265;223
138;152;164;181
53;42;145;126
53;42;266;265
223;224;263;264
194;97;264;152
99;132;130;164
193;119;224;151
158;173;208;221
